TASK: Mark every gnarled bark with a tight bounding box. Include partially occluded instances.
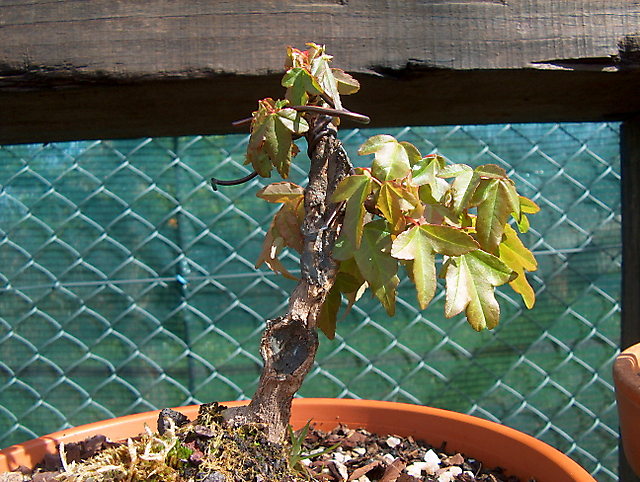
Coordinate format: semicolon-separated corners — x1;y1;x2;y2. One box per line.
224;122;353;443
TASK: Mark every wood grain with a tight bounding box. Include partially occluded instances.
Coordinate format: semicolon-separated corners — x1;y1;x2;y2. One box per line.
0;1;639;142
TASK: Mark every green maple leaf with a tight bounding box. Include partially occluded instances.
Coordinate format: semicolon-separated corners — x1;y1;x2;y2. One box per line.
282;67;324;106
309;52;343;110
353;220;399;316
443;250;516;331
246;99;309;179
473;178;520;253
376;182;418;233
264;118;293;178
499;224;537;308
331;173;372;248
358;135;417;181
450;170;481;215
276;106;309;134
411;154;446;188
317;270;365;340
515;195;540;233
392;224;479;309
318;285;342;340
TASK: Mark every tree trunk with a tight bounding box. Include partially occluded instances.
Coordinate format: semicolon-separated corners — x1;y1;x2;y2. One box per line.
223;119;352;443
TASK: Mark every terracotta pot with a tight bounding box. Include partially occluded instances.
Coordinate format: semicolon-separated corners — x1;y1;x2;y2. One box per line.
0;398;594;481
614;343;640;477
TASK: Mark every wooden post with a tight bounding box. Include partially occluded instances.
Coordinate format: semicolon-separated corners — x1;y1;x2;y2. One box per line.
622;115;640;350
620;114;640;482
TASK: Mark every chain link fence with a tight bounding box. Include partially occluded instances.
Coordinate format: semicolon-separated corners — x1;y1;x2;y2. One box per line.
0;123;621;480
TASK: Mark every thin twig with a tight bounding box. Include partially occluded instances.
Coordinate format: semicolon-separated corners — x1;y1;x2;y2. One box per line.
211;171;259;190
292;105;370;124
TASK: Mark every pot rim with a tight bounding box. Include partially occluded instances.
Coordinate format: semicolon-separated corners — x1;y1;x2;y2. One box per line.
0;398;595;481
614;343;640;406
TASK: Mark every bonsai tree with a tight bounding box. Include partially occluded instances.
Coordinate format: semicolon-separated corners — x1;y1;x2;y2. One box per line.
215;43;539;443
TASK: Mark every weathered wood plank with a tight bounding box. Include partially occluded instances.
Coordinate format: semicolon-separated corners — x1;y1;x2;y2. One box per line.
1;0;639;77
1;68;639;144
0;1;639;143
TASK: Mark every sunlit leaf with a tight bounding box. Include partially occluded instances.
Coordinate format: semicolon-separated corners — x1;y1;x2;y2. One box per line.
266;117;294;178
309;47;342;110
286;46;309;69
376;182;418;233
282;67;324;107
276;108;310;134
332;68;360;95
246;99;304;179
450;170;481;215
358;135;396;155
443;250;515;331
246;103;275;177
249;149;272;178
475;179;520;254
358;135;412;181
399;142;422;166
499;224;537;309
503;179;521;222
520;196;540;214
353;220;399;316
257;182;305;204
412;155;446;187
254;223;298;280
515;196;540;233
438;163;473;178
475;164;508;179
392;225;479;309
332;174;372;248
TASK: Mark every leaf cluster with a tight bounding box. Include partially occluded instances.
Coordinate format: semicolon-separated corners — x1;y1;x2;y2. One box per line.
256;135;539;337
246;43;360;180
247;44;539;339
325;135;539;335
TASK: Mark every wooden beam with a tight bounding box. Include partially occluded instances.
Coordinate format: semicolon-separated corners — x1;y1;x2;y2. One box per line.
621;115;640;351
0;1;639;143
2;69;640;144
2;1;638;76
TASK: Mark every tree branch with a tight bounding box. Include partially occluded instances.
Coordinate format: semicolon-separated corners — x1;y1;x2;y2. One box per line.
223;119;352;442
